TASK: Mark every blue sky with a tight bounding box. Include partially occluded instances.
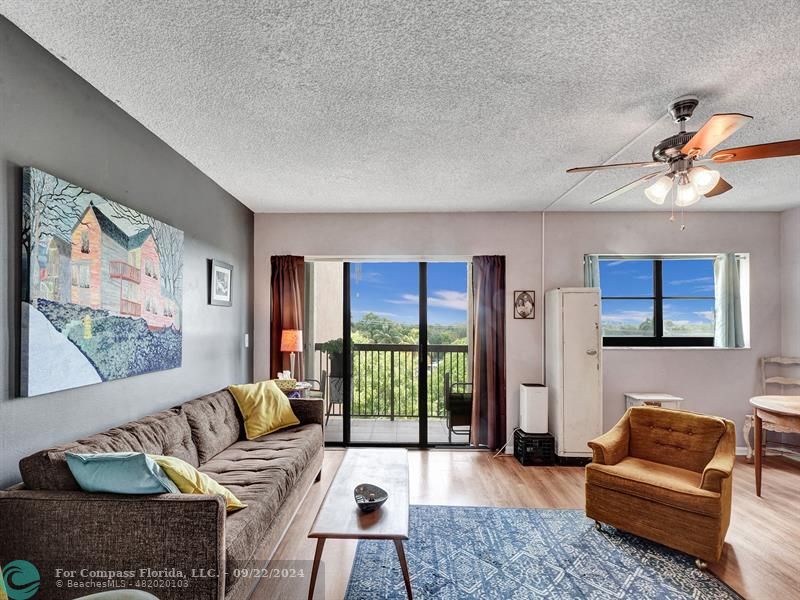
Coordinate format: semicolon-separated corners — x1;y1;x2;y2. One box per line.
350;262;468;325
599;259;715;326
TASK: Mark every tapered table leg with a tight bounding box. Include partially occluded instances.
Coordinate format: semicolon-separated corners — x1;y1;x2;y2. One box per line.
308;538;326;600
754;409;762;497
394;539;413;599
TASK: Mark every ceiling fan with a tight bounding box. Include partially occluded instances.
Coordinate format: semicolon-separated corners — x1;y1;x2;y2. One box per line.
567;95;800;207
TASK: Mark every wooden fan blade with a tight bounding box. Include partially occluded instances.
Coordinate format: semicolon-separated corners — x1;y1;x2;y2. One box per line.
711;139;800;163
704;177;732;198
590;170;667;205
681;113;752;158
566;160;663;174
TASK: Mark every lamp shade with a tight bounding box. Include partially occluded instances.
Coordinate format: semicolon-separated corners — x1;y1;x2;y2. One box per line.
280;329;303;352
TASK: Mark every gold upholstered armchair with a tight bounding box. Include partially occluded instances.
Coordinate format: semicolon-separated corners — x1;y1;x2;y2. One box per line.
585;406;735;568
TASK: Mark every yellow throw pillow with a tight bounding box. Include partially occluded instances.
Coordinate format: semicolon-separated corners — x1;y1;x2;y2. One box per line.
228;380;300;440
149;454;246;512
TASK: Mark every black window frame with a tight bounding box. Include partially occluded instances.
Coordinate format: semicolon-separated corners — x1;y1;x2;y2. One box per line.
601;258;715;347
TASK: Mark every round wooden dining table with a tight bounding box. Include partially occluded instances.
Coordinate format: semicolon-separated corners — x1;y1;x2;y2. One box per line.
749;395;800;497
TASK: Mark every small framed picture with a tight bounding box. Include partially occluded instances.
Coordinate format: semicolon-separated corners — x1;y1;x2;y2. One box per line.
513;290;535;319
208;259;233;306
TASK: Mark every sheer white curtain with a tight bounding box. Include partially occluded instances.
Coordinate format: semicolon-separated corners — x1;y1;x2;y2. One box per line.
714;253;745;348
583;255;600;287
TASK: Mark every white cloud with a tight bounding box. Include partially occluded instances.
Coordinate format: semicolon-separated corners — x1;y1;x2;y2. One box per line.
669;276;713;285
387;290;468;311
386;293;419;305
694;311;715;322
429;290;468;311
602;310;652;322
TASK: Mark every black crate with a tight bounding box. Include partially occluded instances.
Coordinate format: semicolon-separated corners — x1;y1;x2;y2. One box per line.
513;430;555;466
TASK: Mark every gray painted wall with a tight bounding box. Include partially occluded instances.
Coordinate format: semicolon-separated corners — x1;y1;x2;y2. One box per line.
0;18;254;487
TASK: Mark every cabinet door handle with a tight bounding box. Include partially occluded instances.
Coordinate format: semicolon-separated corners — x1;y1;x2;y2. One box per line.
586;349;598;356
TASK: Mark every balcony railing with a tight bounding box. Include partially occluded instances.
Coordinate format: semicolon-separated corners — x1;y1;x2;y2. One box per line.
314;343;469;419
109;261;141;283
120;298;142;316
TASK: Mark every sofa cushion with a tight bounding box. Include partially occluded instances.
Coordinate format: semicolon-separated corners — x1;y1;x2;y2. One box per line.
19;409;199;490
182;390;243;463
66;452;179;494
628;407;726;473
586;456;721;517
199;423;323;590
150;454;246;511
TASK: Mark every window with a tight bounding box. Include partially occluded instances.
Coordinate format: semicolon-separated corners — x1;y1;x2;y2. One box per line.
79;264;90;288
80;230;90;254
599;257;716;347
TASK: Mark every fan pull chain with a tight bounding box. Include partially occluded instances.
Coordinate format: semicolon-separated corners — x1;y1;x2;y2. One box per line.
669;183;676;222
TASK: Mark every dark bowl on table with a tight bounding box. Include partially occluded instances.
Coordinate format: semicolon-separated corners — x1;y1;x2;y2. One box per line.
354;483;388;513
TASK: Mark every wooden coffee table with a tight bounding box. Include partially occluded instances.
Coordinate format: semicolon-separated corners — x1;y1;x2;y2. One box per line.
750;395;800;496
307;448;411;599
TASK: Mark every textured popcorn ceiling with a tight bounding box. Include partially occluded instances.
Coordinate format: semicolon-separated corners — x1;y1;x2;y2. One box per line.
2;1;800;212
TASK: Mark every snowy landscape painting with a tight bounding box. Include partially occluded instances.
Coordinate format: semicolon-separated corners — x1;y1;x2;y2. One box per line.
21;167;184;397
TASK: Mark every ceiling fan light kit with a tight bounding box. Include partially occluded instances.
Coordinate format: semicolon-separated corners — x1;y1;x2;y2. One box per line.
688;165;721;195
644;174;673;204
568;94;800;215
675;173;701;207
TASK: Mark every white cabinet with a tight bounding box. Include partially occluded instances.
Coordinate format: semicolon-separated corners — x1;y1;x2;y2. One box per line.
545;288;604;458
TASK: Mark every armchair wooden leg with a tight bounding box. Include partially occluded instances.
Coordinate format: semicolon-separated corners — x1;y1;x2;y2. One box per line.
594;520;602;531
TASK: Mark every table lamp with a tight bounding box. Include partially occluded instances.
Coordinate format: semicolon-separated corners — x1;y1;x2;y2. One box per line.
280;329;303;379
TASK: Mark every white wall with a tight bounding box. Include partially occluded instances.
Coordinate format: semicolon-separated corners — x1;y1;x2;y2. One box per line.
254;211;781;447
781;207;800;356
254;212;543;445
543;212;781;445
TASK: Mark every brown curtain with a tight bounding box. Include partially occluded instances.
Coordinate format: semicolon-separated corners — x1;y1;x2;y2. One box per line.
270;256;305;380
470;256;506;450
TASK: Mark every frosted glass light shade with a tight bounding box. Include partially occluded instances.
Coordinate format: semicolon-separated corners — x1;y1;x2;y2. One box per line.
688;166;721;195
644;175;673;205
675;179;701;207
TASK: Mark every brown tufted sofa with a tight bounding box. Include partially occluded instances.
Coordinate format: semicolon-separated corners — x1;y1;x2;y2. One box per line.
0;388;324;600
585;406;735;567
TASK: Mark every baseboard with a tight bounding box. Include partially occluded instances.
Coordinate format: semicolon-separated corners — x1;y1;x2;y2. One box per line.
736;445;800;461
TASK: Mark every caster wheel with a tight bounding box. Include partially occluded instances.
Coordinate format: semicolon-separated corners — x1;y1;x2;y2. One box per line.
695;558;708;570
594;521;602;531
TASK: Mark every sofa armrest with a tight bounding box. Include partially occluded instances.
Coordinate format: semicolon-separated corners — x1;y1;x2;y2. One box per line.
588;410;630;465
701;420;736;493
0;490;226;600
290;397;324;427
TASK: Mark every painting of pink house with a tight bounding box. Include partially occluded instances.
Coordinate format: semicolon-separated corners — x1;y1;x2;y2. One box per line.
21;167;183;397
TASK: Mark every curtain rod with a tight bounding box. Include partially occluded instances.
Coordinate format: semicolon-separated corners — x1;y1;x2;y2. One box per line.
303;255;474;263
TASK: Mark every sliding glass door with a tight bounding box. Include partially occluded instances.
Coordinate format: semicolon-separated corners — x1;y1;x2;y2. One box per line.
308;259;470;447
426;262;470;445
349;262;421;444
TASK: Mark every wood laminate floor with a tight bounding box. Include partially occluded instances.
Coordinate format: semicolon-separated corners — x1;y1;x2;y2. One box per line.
254;450;800;600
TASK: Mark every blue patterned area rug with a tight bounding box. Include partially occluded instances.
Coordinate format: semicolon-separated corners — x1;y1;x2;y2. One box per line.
345;505;741;599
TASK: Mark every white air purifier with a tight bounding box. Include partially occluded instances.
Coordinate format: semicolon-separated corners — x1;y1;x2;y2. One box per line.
520;383;548;434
